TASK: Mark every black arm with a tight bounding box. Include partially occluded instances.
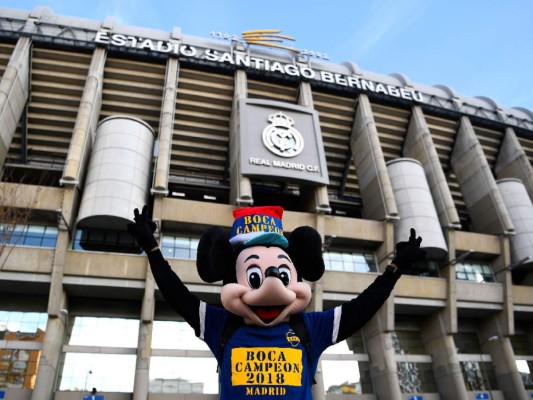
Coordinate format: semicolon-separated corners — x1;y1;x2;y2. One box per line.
336;268;399;342
147;249;202;335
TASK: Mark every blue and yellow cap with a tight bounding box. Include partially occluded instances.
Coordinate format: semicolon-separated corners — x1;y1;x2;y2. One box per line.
229;206;288;248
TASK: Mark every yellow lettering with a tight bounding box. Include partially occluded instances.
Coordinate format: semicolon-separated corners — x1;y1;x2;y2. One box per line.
231;347;302;387
244;216;252;225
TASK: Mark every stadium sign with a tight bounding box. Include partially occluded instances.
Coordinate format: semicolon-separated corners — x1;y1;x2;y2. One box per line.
94;31;425;103
239;99;329;185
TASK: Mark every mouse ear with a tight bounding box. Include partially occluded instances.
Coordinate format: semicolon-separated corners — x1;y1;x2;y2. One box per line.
288;226;325;282
196;226;234;283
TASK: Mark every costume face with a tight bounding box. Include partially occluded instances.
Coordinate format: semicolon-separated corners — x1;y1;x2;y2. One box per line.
221;245;312;328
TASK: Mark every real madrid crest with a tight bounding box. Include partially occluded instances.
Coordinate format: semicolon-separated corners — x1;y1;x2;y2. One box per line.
262;112;304;158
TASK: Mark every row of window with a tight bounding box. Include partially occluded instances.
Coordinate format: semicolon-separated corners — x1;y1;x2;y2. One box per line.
2;225;498;282
2;311;531;393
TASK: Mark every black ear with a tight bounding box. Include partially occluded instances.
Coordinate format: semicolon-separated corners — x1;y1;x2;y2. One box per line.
288;226;325;282
196;226;234;283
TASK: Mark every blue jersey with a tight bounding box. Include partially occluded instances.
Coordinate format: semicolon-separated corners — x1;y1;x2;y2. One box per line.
200;303;338;399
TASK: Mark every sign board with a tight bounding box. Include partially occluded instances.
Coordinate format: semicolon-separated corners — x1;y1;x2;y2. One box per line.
0;390;5;399
408;396;423;400
475;394;489;399
82;396;104;400
239;99;329;185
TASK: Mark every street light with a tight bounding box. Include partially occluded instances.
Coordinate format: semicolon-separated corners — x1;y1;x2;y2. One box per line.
84;370;92;392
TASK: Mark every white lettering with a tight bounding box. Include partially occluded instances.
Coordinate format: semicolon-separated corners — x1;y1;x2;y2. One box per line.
400;88;412;100
95;31;110;45
412;91;424;102
347;76;361;89
320;71;335;83
127;36;139;47
180;45;197;57
204;49;219;61
300;67;315;79
139;39;155;51
335;73;347;86
156;41;173;53
270;62;285;73
388;85;400;97
284;64;299;76
361;80;375;92
218;52;234;64
110;34;127;46
235;53;250;68
375;83;388;95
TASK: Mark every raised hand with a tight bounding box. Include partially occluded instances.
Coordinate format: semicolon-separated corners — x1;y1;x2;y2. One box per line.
127;205;158;252
391;228;426;271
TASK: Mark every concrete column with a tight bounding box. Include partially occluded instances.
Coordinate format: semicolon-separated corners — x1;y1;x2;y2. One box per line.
480;316;527;400
48;187;80;317
350;94;398;221
298;81;331;214
152;57;179;195
362;220;401;399
133;198;160;399
403;105;461;229
61;47;106;185
422;313;468;400
495;127;533;203
443;229;458;334
31;291;68;400
0;36;31;169
363;324;402;400
229;67;253;205
450;116;514;235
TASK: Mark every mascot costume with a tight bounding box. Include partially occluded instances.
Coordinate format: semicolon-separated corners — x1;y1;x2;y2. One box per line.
128;205;425;399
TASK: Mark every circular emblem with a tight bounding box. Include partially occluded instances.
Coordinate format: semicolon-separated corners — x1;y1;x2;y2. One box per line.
262;112;304;158
286;329;301;348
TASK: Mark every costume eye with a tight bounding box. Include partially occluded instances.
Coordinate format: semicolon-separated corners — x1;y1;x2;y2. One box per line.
246;266;263;289
278;266;291;287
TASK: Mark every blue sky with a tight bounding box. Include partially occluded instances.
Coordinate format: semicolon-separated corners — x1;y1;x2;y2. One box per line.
3;0;532;111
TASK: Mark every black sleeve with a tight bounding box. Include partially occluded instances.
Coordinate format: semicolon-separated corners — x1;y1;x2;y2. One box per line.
336;269;400;342
147;249;201;336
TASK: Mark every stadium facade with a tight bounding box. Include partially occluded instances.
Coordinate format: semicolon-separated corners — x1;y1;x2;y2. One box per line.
0;6;533;400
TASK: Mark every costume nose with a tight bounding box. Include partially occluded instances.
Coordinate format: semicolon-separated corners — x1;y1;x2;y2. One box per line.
265;266;279;278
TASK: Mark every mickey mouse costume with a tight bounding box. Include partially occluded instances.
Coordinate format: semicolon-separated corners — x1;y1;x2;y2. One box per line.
128;205;425;399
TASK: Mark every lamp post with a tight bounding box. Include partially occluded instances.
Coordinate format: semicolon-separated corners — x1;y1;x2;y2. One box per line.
84;370;92;392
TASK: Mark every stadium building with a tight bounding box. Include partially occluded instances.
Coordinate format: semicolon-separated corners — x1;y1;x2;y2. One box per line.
1;5;533;400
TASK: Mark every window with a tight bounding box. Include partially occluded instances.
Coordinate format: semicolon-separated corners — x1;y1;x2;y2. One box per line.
323;250;377;273
160;235;199;259
456;262;495;283
392;330;437;393
0;310;47;389
150;320;217;394
322;331;373;395
73;229;140;254
1;224;58;248
59;316;139;392
454;331;499;392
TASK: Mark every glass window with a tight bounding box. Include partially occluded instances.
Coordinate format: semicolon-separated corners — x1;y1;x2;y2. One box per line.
152;320;209;351
455;331;499;391
160;235;198;260
59;353;136;392
68;316;139;348
149;357;218;394
73;229;140;254
324;250;377;273
0;224;57;248
0;311;47;339
323;360;363;394
456;262;495;283
322;332;372;394
0;310;47;389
